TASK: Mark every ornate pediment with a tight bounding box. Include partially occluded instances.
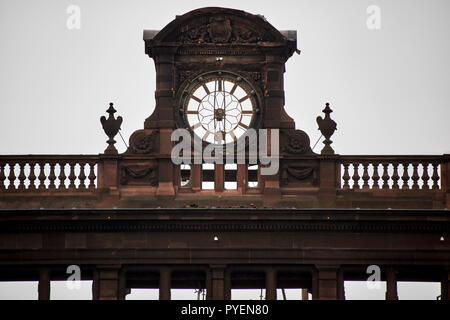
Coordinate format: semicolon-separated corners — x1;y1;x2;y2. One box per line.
146;7;292;45
179;16;264;44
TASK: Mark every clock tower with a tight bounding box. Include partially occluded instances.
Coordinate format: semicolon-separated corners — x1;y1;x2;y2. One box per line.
127;7;312;201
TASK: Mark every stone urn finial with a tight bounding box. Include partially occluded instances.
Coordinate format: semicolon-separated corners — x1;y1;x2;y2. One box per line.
100;103;123;154
316;102;337;155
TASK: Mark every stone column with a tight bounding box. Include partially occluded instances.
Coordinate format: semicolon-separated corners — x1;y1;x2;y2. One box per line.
92;269;99;300
206;269;212;300
118;269;127;300
157;128;176;197
215;163;224;192
314;265;339;300
265;269;277;300
262;53;284;129
385;268;398;300
93;265;121;300
236;164;247;194
38;268;51;300
262;128;281;206
145;47;179;198
260;50;287;206
209;265;226;300
337;269;345;300
191;164;201;191
311;268;318;300
301;288;309;300
159;268;171;300
144;46;178;129
318;157;339;208
97;155;119;197
441;269;449;300
224;269;232;300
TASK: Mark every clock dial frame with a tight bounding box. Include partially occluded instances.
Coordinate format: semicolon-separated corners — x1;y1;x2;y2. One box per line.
179;71;260;146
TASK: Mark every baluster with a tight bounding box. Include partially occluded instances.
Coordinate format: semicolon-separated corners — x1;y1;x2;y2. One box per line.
351;162;360;189
38;162;47;190
88;162;96;189
381;162;390;189
48;162;56;189
421;163;430;190
361;162;370;189
431;162;440;190
401;162;410;190
68;162;76;189
372;162;380;189
342;163;350;189
78;162;87;189
28;162;37;189
411;162;419;190
1;163;8;190
17;162;26;190
0;163;6;190
0;163;5;190
391;162;400;190
8;163;17;190
58;163;67;189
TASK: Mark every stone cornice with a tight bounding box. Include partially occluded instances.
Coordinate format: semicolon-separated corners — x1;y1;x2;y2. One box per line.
0;208;448;234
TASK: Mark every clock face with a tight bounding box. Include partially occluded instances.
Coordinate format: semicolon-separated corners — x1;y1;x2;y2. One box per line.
182;72;257;145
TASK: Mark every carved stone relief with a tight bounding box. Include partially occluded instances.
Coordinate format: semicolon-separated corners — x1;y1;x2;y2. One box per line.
281;163;317;186
179;16;265;44
283;130;313;155
120;162;158;186
127;130;159;154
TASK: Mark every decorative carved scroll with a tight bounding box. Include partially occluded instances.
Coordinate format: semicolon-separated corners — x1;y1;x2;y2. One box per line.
283;130;313;155
127;130;158;154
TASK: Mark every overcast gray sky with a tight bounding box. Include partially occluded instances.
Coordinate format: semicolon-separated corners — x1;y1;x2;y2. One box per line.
0;0;449;155
0;0;448;300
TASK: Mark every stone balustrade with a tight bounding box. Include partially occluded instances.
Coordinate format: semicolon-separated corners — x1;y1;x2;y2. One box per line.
0;154;448;209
